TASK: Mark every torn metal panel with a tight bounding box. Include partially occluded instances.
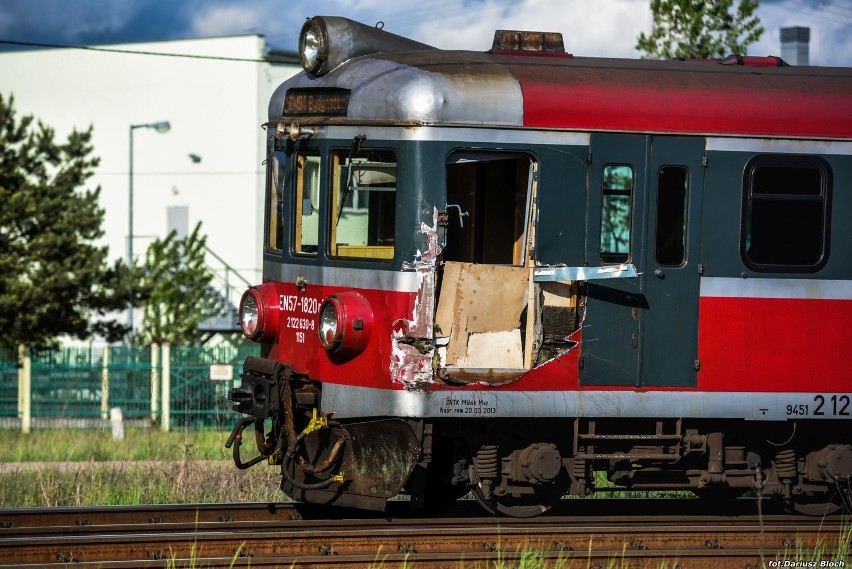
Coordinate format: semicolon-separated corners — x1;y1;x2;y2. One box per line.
534;264;637;282
391;211;441;390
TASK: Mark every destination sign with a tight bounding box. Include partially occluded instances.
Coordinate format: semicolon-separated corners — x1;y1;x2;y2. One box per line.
283;88;350;117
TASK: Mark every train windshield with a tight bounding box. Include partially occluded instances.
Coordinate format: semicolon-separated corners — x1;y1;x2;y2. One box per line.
330;149;397;260
266;153;285;251
294;151;321;255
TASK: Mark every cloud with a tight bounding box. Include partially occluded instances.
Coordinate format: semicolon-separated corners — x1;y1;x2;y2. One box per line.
407;0;650;57
189;4;266;37
0;0;138;41
1;0;848;66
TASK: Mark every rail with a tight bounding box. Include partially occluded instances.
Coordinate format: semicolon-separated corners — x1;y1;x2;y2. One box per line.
0;499;847;568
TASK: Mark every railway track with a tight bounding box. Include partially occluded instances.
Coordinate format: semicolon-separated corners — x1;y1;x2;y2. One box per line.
0;499;848;568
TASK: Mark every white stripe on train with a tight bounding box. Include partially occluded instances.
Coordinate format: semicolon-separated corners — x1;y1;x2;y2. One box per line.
321;382;852;421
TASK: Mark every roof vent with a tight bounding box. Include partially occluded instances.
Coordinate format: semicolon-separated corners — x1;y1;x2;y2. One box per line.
491;30;569;57
718;55;787;67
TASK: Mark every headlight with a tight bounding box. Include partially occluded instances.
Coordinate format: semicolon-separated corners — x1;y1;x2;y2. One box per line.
318;298;341;349
240;292;260;338
317;292;373;356
299;17;328;75
239;284;280;343
297;16;433;78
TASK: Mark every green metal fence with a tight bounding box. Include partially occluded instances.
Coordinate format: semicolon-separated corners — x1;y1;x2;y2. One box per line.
0;344;257;430
0;354;18;418
167;345;252;429
31;346;107;420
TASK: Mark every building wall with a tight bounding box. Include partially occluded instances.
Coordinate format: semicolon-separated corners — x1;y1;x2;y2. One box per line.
0;35;299;292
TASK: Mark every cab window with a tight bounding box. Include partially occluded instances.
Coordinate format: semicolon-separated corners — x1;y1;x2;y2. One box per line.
266;153;284;251
294;151;321;255
330;149;396;260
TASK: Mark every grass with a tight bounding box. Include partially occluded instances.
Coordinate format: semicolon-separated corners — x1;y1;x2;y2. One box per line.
0;427;231;462
0;427;281;507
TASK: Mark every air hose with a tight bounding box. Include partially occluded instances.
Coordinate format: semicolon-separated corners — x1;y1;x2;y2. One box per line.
282;409;347;490
225;416;272;470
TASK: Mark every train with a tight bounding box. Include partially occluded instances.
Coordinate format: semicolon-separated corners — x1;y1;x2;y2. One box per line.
225;15;852;517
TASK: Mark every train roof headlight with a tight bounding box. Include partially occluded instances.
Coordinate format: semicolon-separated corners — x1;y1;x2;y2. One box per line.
299;17;328;76
297;16;434;78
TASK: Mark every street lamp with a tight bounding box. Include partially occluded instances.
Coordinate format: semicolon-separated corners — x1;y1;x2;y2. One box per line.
128;121;170;336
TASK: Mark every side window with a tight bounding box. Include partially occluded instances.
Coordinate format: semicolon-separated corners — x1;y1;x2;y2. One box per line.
742;156;831;271
600;164;634;263
330;149;396;260
655;166;688;266
266;153;284;251
444;152;533;265
294;152;321;255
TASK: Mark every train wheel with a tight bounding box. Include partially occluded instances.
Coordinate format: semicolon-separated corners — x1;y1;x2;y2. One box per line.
470;483;564;517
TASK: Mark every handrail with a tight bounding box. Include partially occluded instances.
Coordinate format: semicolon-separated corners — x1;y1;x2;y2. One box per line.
204;246;253;289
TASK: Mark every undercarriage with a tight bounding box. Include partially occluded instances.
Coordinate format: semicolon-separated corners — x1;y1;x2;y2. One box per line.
227;357;852;517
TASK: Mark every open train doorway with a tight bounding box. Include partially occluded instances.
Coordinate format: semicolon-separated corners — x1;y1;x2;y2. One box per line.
435;152;538;379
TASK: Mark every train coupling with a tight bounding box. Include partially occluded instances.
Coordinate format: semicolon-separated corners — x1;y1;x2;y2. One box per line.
225;357;288;469
225;356;422;511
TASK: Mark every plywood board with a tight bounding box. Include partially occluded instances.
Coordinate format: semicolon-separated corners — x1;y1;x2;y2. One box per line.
541;281;575;308
463;264;527;333
435;261;462;339
436;261;528;365
456;330;523;369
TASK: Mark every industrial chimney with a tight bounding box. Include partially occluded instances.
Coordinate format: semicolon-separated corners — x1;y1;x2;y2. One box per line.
780;26;810;65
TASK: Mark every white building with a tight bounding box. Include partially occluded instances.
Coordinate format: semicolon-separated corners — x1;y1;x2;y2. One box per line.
0;35;300;333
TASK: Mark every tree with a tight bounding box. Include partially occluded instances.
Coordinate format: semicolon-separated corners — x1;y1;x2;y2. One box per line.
138;222;218;345
636;0;764;60
0;93;130;351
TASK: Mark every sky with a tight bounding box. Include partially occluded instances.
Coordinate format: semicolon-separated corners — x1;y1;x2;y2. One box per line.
0;0;851;66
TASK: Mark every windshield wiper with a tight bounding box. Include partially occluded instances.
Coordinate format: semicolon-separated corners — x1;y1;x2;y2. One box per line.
337;134;367;226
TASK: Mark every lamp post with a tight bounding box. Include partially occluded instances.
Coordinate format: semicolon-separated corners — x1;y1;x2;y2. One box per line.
128;121;171;336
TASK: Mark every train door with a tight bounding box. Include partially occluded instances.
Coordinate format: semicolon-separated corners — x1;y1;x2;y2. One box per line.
640;136;704;387
581;133;646;386
435;151;536;378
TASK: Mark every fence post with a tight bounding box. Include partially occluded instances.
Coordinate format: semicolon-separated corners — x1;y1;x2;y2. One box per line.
101;347;110;421
161;342;171;432
151;343;160;423
17;344;31;434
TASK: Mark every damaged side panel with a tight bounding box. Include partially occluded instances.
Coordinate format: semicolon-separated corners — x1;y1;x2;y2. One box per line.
391;213;441;390
390;150;637;390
